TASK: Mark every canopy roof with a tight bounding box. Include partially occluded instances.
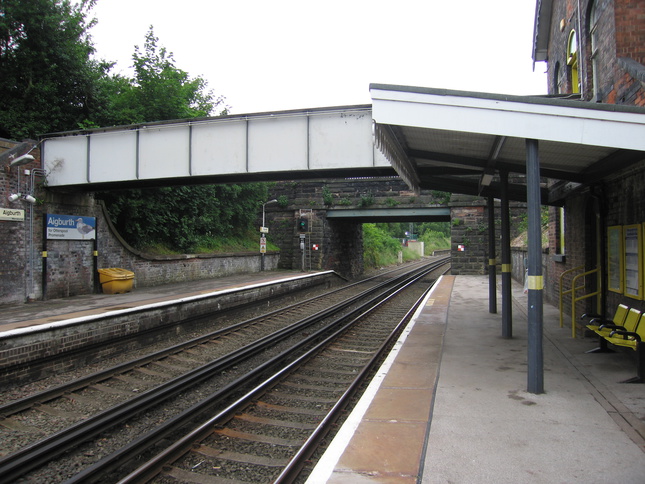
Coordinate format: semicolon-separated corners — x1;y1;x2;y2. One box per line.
370;84;645;204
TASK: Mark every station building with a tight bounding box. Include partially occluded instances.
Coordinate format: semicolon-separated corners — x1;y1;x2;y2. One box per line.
533;0;645;331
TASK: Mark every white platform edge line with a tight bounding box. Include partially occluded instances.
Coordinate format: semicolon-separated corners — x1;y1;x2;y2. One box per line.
305;275;445;483
0;271;334;339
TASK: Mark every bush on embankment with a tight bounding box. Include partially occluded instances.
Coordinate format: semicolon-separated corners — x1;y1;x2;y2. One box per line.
363;223;421;269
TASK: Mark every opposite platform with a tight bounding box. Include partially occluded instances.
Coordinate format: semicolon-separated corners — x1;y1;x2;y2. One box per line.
0;270;319;333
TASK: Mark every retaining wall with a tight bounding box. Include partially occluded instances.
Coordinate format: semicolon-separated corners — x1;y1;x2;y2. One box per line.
0;272;339;387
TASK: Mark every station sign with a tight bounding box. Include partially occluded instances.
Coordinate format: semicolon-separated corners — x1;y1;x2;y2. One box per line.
260;226;269;233
0;208;25;221
47;213;96;240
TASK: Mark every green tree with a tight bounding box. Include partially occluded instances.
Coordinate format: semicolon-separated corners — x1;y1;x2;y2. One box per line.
91;27;228;127
95;28;244;253
0;2;261;253
131;28;226;120
0;0;109;139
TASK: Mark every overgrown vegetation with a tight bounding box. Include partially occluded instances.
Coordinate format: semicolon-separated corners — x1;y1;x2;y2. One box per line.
363;224;415;268
362;222;451;269
418;227;451;254
101;184;271;253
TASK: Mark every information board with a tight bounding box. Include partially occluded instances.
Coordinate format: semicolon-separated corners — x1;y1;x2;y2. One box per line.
47;214;96;240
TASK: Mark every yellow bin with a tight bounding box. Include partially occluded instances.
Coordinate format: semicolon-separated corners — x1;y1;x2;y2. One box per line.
98;268;135;294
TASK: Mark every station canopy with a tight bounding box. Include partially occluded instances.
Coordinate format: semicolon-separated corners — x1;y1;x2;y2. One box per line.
370;84;645;205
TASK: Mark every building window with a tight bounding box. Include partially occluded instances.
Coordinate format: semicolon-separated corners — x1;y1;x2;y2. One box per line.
590;1;600;100
553;62;562;94
567;30;580;94
557;207;565;254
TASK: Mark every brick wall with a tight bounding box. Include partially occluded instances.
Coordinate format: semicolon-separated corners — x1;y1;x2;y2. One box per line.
449;194;527;275
0;140;42;304
545;0;645;106
545;195;589;322
603;163;645;313
1;183;279;304
614;0;645;64
450;203;487;275
266;179;450;278
545;164;645;335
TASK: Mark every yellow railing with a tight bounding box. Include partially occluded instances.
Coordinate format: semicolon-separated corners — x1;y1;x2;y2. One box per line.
559;266;583;329
559;266;600;338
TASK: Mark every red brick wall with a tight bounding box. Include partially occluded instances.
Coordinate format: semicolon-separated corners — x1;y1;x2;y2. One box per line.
0;140;42;304
545;0;645;106
614;0;645;64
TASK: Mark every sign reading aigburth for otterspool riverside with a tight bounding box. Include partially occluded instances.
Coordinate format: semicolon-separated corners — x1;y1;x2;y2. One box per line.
47;214;96;240
0;208;25;221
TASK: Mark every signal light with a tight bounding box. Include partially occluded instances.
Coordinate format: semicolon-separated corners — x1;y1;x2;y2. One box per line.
298;218;308;232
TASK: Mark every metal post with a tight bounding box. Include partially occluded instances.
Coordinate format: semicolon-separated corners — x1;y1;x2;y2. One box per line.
526;139;544;394
261;203;266;271
260;200;277;272
488;195;497;314
500;171;512;338
42;215;48;300
93;223;99;294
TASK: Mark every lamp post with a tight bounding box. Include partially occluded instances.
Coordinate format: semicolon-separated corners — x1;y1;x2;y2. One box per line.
260;199;278;271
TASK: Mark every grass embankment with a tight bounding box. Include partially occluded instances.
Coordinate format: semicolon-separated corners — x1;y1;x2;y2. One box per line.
141;232;279;256
363;223;450;270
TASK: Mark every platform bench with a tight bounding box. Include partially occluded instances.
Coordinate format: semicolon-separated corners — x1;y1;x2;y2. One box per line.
583;306;645;383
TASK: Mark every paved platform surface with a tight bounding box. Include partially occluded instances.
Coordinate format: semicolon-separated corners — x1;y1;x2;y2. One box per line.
308;275;645;483
0;270;311;333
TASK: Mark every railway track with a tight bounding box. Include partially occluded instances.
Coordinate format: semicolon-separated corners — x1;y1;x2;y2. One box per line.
0;258;448;482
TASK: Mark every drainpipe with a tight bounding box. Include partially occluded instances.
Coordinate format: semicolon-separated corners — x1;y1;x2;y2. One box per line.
577;0;585;98
27;168;46;300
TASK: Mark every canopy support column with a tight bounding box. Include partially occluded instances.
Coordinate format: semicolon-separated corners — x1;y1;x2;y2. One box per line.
488;195;497;314
526;138;544;394
500;170;512;338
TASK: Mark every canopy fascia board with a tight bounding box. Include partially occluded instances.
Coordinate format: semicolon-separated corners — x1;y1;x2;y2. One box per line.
370;86;645;152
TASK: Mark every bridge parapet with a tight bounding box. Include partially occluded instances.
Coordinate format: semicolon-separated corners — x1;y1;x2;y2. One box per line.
41;106;394;190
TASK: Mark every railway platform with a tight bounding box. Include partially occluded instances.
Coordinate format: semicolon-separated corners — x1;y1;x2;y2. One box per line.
1;270;644;482
309;275;645;483
0;270;316;332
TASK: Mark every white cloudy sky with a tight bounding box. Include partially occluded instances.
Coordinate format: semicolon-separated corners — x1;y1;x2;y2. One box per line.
87;0;547;115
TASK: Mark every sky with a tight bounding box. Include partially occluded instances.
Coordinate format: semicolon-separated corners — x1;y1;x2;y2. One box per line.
87;0;547;116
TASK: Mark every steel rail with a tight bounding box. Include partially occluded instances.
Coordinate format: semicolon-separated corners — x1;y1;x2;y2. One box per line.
0;260;446;482
275;277;438;482
0;258;443;418
106;263;442;484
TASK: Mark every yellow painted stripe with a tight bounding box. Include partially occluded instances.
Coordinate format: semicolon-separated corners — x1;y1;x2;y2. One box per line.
93;250;99;256
42;251;47;257
528;275;544;290
489;259;496;266
502;264;511;273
